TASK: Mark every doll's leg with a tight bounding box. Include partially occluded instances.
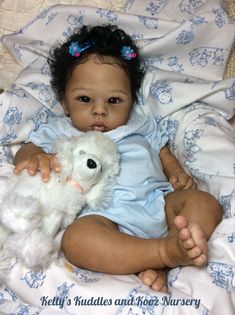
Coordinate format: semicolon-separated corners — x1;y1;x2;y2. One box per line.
61;214;205;273
61;189;221;275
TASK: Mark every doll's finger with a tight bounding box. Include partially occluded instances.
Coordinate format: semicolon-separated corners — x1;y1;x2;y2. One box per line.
193;181;197;189
169;175;178;187
174;173;194;190
176;173;188;186
171;177;184;190
14;160;29;174
190;180;197;189
190;177;197;189
173;182;184;191
183;178;197;190
26;157;40;175
50;156;61;172
38;158;52;182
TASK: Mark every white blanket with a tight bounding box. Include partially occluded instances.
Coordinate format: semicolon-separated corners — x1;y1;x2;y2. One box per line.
0;1;234;314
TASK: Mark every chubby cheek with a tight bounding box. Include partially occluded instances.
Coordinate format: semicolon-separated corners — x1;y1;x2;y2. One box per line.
121;106;132;122
111;110;131;129
70;109;92;131
70;112;85;126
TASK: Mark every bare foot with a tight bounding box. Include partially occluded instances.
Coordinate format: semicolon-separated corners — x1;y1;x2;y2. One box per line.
157;215;208;268
138;216;207;290
138;269;168;292
175;215;208;263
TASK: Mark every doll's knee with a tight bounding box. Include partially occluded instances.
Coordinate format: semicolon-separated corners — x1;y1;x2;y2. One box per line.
186;190;223;224
165;189;223;225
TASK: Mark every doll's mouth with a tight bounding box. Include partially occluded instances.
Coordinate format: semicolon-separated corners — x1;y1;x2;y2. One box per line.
91;122;107;132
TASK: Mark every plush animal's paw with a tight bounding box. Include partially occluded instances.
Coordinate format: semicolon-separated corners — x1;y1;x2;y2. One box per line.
1;194;41;233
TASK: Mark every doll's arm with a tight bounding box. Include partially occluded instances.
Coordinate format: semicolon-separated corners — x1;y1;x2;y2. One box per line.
159;146;197;190
14;142;60;182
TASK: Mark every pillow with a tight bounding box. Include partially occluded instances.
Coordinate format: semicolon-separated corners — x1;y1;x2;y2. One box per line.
0;0;126;89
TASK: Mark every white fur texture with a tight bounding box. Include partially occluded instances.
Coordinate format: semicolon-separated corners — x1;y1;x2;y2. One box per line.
0;132;119;283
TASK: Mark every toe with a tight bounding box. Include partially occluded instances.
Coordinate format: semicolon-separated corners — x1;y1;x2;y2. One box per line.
182;238;195;249
192;253;208;267
179;227;192;241
138;269;157;287
174;215;188;230
151;277;165;292
138;269;168;292
187;246;202;259
152;283;167;292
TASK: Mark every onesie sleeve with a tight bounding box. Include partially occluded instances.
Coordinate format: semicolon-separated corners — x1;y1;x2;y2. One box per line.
143;116;169;153
26;118;62;153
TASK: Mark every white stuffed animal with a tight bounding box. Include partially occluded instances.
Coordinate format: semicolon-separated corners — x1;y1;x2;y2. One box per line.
0;131;119;282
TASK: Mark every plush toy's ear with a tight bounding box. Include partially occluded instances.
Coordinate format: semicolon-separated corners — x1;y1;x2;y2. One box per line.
85;163;119;210
84;132;120;210
53;138;76;179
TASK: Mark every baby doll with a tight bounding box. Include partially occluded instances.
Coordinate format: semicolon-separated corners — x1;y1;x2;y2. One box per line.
14;25;222;292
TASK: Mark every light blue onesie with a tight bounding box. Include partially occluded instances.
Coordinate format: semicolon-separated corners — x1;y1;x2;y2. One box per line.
27;111;173;239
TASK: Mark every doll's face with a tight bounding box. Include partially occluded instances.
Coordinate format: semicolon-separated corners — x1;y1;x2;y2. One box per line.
62;54;133;132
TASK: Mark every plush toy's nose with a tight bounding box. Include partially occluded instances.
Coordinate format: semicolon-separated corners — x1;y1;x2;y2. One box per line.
87;158;97;169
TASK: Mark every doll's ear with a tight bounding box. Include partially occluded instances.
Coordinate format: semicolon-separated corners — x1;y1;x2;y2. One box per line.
61;100;70;116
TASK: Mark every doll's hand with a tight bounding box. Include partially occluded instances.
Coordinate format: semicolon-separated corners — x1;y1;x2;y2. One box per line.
14;152;60;182
169;171;197;191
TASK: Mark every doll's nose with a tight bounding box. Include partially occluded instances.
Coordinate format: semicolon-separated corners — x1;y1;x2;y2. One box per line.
92;102;107;115
87;158;97;169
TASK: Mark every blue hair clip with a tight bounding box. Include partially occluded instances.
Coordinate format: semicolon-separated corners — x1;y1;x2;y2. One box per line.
120;46;137;60
68;41;92;57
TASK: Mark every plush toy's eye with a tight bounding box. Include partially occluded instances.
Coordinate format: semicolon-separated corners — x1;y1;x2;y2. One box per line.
87;159;97;169
79;150;86;155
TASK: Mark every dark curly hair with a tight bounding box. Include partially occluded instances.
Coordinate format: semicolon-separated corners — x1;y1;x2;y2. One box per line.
48;25;145;102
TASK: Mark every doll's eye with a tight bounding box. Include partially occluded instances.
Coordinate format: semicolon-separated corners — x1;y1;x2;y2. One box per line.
108;97;121;104
78;96;91;103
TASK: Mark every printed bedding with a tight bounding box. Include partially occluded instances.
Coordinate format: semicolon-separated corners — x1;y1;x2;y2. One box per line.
0;0;234;314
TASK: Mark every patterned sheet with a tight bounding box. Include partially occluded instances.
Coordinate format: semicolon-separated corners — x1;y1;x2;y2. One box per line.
0;1;234;314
